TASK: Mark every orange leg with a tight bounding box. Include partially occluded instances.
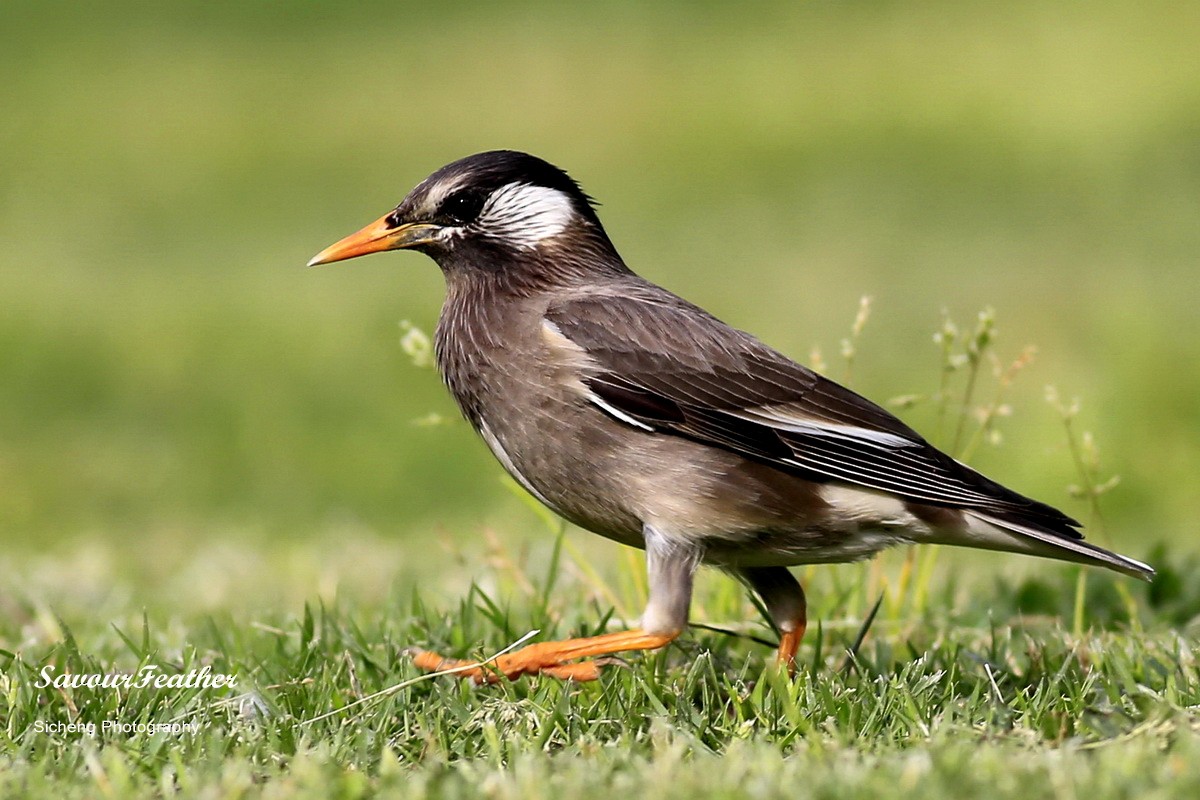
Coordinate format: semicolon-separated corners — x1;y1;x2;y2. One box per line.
775;617;807;676
737;566;808;677
409;628;679;683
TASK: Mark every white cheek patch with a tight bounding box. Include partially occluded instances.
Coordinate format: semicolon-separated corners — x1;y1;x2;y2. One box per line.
477;182;575;248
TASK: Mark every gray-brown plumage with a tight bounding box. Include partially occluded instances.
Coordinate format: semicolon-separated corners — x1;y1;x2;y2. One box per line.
309;150;1152;682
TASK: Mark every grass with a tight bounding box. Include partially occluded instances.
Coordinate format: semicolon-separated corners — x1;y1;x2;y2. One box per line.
3;535;1200;799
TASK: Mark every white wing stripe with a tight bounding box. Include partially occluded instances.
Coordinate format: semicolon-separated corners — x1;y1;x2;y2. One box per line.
588;393;656;432
731;408;916;450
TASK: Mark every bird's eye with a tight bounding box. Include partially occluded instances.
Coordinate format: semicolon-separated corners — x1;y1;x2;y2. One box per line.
439;190;486;224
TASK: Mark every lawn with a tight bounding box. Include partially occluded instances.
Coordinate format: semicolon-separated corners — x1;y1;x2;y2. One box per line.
2;0;1198;796
4;532;1199;798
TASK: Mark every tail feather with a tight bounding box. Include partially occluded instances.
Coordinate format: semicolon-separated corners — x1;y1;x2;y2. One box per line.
965;512;1154;581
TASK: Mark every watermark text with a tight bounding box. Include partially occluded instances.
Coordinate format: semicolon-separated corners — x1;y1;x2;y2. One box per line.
36;664;237;691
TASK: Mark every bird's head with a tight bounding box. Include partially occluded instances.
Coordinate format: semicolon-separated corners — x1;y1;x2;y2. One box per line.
308;150;624;285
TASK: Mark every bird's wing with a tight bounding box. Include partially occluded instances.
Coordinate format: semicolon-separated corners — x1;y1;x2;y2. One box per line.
544;291;1082;539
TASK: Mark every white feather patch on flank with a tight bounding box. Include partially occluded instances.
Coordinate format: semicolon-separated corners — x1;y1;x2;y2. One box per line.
820;485;924;530
477;182;575;248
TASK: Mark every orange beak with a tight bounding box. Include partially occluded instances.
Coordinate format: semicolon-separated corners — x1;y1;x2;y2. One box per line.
307;213;441;267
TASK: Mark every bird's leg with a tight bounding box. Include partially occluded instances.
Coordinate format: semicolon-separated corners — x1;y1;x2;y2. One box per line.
409;525;700;683
737;566;807;675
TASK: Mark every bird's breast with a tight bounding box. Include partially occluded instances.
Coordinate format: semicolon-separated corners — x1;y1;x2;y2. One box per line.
433;290;646;543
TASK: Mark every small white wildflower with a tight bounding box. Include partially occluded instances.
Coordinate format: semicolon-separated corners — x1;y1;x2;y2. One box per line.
887;394;924;409
399;321;434;369
809;346;826;374
851;295;872;337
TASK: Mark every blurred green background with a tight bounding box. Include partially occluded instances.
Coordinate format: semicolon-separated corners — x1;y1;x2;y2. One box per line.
1;0;1196;593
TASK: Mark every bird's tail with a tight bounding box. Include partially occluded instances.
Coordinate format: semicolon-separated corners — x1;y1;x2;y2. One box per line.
963;512;1154;581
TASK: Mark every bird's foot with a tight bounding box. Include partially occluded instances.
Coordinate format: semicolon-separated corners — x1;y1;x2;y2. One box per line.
407;628;677;683
407;650;605;682
775;620;807;678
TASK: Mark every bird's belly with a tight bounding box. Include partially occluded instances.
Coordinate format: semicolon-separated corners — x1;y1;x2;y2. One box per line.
700;528;908;568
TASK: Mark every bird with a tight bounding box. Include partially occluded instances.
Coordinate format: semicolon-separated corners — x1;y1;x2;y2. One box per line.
308;150;1153;682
